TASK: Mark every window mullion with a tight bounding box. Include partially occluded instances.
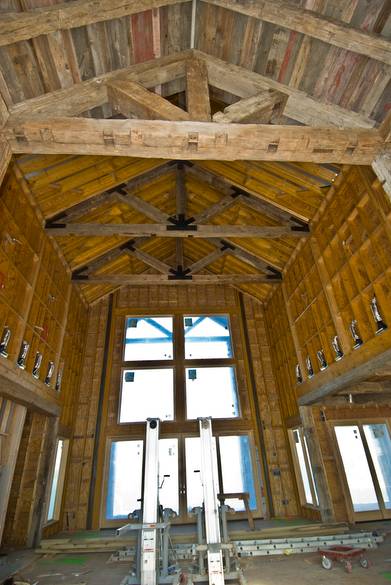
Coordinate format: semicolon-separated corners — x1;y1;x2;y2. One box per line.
174;314;186;422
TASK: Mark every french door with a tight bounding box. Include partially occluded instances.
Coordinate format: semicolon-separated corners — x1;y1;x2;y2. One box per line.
105;432;262;525
334;422;391;521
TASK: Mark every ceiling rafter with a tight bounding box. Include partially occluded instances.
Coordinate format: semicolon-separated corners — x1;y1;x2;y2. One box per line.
203;0;391;66
186;163;305;224
4;50;375;130
0;0;190;47
45;222;309;238
107;79;191;121
7;50;192;120
196;50;376;128
4;117;381;163
185;57;211;122
204;238;283;274
213;90;288;124
75;273;280;285
0;0;389;67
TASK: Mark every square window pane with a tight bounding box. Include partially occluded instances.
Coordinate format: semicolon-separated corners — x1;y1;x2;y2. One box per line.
184;315;232;359
185;437;219;512
159;438;179;514
106;440;143;520
124;317;173;361
120;369;174;423
185;367;239;419
219;436;257;511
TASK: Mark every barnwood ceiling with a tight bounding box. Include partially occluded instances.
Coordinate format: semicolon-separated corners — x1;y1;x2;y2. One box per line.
1;0;390;304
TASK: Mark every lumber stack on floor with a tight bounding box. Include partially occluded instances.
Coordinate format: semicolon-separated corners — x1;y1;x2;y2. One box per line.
37;522;349;554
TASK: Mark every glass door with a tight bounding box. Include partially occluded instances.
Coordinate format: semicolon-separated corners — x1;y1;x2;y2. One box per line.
334;423;391;520
183;433;259;520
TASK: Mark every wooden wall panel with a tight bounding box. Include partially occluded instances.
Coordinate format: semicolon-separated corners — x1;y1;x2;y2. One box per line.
62;298;109;530
266;166;391;404
61;284;299;528
242;295;299;518
2;410;52;547
0;397;26;543
265;166;391;522
0;164;89;542
265;287;299;420
0;166;88;405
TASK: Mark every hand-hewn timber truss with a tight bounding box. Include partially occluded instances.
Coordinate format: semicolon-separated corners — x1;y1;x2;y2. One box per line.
1;42;390;303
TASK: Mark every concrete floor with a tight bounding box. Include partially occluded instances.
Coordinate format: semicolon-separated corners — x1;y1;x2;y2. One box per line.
2;528;391;584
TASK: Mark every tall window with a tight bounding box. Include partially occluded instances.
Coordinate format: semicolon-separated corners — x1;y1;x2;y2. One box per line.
105;313;261;523
46;438;69;523
119;315;239;423
290;428;319;507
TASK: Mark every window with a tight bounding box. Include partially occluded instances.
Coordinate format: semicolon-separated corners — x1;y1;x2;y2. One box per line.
103;312;263;524
185;434;257;512
106;440;144;520
119;368;174;423
185;367;239;419
46;438;69;523
290;428;319;507
184;315;232;359
106;438;179;520
124;317;173;361
119;314;239;423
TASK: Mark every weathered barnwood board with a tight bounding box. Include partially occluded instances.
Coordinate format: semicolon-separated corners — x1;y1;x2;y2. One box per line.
203;0;391;65
3;118;383;163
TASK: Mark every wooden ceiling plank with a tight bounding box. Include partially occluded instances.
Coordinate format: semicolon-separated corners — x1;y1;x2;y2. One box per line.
76;273;278;284
196;50;376;128
192;193;239;223
176;163;187;217
8;50;190;119
116;192;167;222
120;161;175;193
107;79;191;120
123;247;173;274
5;117;382;163
74;236;148;274
213;89;288;124
187;163;295;223
204;237;281;273
39;158;167;218
0;0;191;47
174;163;187;269
186;57;211;121
238;194;291;224
195;161;318;221
175;239;185;268
52;190;117;223
202;0;391;65
188;246;230;273
46;222;309;238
